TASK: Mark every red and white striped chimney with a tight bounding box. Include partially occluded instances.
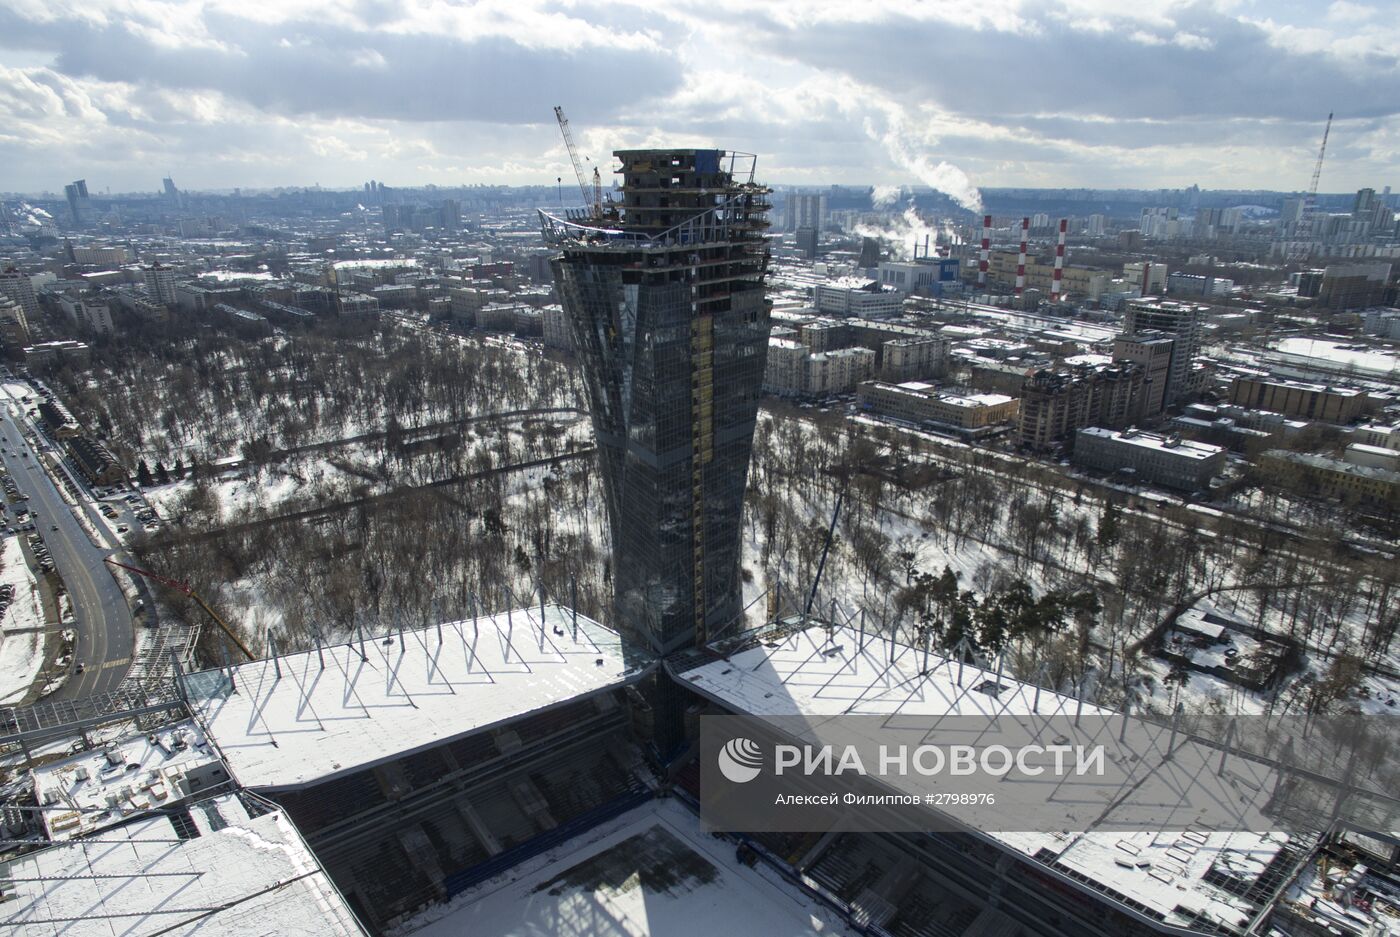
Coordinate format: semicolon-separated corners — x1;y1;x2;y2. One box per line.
1051;218;1067;303
1015;217;1029;296
978;214;991;289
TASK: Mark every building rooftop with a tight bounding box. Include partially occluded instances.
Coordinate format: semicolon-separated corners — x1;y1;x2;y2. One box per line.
1264;449;1400;483
187;605;646;790
31;719;228;841
1234;375;1366;397
0;792;364;937
673;621;1336;933
1080;427;1225;460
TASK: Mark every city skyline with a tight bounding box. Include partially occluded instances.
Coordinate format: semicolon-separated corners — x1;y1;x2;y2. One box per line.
2;0;1398;199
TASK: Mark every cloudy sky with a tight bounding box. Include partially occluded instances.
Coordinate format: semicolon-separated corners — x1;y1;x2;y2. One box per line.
1;0;1397;198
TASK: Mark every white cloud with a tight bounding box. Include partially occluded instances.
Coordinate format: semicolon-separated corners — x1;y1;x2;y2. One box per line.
0;0;1397;193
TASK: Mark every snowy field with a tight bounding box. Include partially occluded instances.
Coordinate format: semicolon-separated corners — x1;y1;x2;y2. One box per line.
398;799;856;937
0;533;45;704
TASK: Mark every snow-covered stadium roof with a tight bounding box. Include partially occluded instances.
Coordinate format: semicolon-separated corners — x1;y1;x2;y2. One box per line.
0;792;364;937
186;605;647;790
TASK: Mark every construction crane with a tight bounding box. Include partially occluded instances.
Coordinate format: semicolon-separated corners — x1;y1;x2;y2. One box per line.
1290;112;1333;262
104;557;256;661
553;105;602;218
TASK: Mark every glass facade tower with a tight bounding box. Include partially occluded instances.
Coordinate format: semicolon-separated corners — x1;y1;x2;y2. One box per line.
544;149;771;657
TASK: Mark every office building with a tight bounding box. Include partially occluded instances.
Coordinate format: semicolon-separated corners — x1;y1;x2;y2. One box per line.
143;262;178;305
1166;272;1232;297
788;192;826;232
764;337;809;397
1317;262;1392;311
1227;377;1368;424
0;295;30;347
541;304;571;351
547;147;771;658
795;224;818;258
1073;427;1226;491
66;244;128;266
1123;261;1168;295
814;278;902;318
57;294;114;337
64;179;91;224
1122;298;1205;405
1112;333;1175;418
0;266;39;321
1018;362;1146;451
1261;450;1400;506
858;380;1019;437
806;346;875;395
879;336;948;382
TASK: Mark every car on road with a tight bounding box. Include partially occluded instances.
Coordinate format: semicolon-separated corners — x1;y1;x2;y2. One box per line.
75;662;85;674
117;525;129;533
50;524;57;531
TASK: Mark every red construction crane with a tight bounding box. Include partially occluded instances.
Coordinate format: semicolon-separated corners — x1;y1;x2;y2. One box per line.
104;557;256;661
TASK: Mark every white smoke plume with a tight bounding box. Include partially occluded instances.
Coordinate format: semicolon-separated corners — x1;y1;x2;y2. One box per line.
870;184;903;209
854;202;941;261
863;109;983;215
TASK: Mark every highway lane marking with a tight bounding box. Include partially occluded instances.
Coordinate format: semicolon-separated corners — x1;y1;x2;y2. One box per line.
99;657;131;671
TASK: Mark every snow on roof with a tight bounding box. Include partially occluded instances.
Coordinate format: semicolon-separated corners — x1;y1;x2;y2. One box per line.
31;719;228;841
0;792;364;937
187;605;646;790
395;798;857;937
1080;427;1224;460
676;622;1299;929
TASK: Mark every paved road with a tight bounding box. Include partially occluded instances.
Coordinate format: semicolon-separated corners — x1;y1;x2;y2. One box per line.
0;394;133;699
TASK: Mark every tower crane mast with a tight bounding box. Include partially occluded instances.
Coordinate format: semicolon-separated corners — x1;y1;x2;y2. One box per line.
1290;112;1333;261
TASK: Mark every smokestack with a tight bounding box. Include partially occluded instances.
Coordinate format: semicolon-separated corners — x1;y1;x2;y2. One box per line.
1051;218;1067;303
1015;217;1029;296
978;214;991;288
924;234;930;259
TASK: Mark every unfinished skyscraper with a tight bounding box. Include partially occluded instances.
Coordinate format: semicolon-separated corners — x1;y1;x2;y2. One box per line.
544;149;771;658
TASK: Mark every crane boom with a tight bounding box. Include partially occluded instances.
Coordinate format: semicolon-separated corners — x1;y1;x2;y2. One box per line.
104;557;256;661
553;106;592;209
1290;112;1333;261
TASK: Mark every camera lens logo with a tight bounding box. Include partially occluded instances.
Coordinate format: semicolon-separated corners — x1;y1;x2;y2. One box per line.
717;737;764;784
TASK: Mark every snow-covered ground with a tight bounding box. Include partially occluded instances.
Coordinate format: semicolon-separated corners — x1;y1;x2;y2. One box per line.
0;533;46;704
397;798;857;937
